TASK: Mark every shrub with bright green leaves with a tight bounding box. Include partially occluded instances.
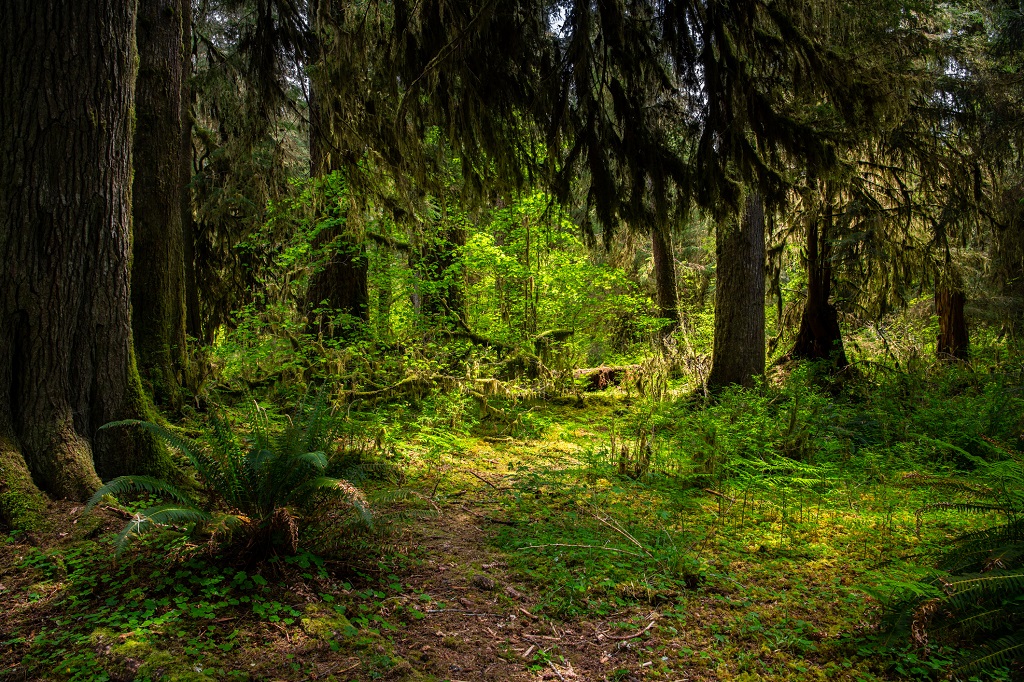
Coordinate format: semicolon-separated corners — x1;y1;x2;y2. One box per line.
87;403;371;556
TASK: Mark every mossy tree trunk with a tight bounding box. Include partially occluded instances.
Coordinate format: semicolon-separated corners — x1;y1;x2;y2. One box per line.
708;192;766;389
181;0;203;345
936;278;969;360
304;57;369;340
421;221;468;325
651;221;680;335
1;0;166;523
132;0;189;409
790;204;847;366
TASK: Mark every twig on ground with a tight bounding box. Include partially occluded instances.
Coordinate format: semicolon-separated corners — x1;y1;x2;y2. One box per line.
602;620;656;641
703;488;737;503
467;470;511;491
521;543;645;557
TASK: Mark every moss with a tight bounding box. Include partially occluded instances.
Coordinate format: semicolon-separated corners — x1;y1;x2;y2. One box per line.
0;439;51;533
92;628;218;681
301;603;357;641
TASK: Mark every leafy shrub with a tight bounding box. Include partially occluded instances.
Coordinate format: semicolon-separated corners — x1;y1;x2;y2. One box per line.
87;403;371;556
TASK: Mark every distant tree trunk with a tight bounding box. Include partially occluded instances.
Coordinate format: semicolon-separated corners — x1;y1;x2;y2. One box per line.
306;224;370;338
708;192;766;389
1;0;166;520
421;222;467;324
790;205;847;366
132;0;189;408
993;184;1024;338
182;0;203;344
651;222;679;335
304;62;369;339
936;279;969;360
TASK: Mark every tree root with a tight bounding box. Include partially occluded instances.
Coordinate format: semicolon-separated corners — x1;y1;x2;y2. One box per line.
0;436;51;533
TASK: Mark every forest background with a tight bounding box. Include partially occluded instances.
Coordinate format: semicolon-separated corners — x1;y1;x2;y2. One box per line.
2;0;1024;680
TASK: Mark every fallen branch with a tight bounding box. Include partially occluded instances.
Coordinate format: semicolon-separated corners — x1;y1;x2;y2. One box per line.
521;543;645;557
344;374;458;400
602;620;657;641
702;488;737;503
467;470;511;491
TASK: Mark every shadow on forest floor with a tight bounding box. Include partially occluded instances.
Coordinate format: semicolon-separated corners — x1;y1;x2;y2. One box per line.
1;398;967;681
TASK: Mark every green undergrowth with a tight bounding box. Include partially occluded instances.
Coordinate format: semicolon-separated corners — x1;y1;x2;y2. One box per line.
477;359;1024;680
3;357;1023;680
1;528;437;681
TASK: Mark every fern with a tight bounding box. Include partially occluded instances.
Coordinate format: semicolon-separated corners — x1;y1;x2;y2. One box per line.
91;399;375;558
882;455;1024;677
85;475;194;511
952;632;1024;678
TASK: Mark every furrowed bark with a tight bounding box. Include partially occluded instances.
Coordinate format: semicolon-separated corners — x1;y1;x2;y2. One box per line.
936;281;969;360
132;0;189;408
708;192;766;389
1;0;166;515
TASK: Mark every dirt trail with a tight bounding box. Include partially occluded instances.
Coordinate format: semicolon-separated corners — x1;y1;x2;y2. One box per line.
393;510;588;680
382;464;669;682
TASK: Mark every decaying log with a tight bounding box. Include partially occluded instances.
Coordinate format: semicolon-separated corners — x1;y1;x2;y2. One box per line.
573;365;642;391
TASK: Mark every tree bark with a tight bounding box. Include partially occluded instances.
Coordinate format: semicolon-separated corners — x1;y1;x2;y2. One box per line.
421;222;467;324
304;56;369;339
181;0;203;345
651;222;679;335
132;0;189;408
708;192;766;389
936;282;969;360
790;205;847;366
1;0;166;515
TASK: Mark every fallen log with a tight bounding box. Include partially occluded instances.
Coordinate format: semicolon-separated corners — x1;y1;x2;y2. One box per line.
573;365;642;391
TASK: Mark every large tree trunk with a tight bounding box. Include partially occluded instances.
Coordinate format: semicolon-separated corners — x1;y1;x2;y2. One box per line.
132;0;189;409
1;0;168;525
306;224;371;338
182;0;203;345
936;280;969;360
304;58;369;340
651;222;680;335
790;205;847;366
708;192;766;389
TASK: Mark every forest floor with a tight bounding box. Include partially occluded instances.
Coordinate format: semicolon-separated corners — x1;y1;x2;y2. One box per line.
0;395;976;681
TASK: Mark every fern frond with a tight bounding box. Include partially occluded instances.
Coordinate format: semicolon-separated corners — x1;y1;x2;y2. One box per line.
942;570;1024;610
85;475;196;511
293;451;328;470
940;520;1024;571
100;420;199;462
112;503;210;554
139;503;211;526
901;472;993;496
951;632;1024;678
919;502;1010;516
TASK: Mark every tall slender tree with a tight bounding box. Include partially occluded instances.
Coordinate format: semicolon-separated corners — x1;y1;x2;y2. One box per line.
650;222;680;334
